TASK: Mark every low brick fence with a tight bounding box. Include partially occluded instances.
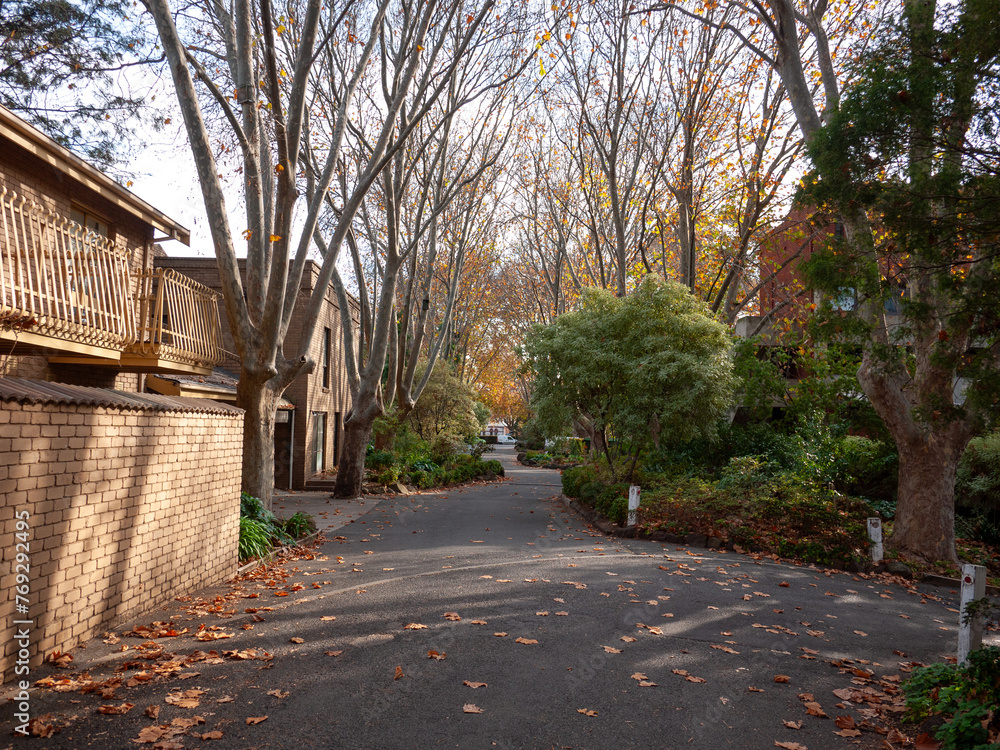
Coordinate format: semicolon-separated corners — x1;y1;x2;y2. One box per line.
0;380;243;683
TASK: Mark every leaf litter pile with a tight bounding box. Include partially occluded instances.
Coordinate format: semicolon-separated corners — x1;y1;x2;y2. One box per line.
24;543;327;744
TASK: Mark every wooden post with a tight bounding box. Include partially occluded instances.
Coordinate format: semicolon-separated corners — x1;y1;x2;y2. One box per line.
867;518;883;563
958;564;987;664
627;486;640;527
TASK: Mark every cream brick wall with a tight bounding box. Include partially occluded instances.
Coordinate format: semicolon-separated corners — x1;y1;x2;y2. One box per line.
0;400;243;684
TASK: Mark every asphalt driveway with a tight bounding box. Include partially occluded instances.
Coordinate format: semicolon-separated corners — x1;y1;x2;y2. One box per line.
2;447;987;750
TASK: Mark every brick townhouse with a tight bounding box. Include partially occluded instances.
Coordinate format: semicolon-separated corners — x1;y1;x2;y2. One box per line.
0;104;242;682
149;257;360;490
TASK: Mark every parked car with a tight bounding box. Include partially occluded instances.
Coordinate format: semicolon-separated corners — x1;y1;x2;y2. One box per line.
496;433;517;444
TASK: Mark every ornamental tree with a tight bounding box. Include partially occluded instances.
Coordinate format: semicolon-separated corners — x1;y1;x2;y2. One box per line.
521;275;734;480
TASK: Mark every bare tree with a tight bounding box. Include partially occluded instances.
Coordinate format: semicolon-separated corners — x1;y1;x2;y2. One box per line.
144;0;530;504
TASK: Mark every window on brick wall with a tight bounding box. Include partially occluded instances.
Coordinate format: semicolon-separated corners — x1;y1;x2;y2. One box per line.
322;327;331;389
70;206;111;240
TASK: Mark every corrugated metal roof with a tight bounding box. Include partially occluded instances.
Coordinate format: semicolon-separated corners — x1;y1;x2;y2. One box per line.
0;378;243;415
149;368;295;410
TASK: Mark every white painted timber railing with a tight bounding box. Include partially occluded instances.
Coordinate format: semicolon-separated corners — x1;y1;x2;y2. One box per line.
0;186;136;356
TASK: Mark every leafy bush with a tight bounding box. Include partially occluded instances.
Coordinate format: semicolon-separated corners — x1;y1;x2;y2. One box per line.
562;465;597;497
832;435;898;503
282;511;315;539
366;448;394;470
467;437;494;459
239;517;272;562
377;466;400;485
904;647;1000;750
410;459;439;473
481;459;504;477
957;432;1000;511
239;491;300;562
430;435;461;464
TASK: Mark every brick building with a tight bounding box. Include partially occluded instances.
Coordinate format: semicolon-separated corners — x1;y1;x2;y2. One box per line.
151;257;360;489
0;105;241;683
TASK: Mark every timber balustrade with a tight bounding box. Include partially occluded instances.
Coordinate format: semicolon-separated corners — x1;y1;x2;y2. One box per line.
0;186;135;358
128;268;225;371
1;187;224;372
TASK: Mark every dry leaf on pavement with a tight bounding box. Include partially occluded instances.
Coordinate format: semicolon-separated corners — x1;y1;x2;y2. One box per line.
493;632;507;637
443;612;461;621
463;704;483;714
602;646;622;654
577;709;598;717
289;637;304;644
515;637;538;644
266;689;289;699
97;702;134;715
774;743;807;750
394;665;404;680
404;623;427;630
774;675;791;683
325;650;344;657
463;681;487;689
427;650;446;660
165;689;205;708
245;716;268;725
201;731;224;740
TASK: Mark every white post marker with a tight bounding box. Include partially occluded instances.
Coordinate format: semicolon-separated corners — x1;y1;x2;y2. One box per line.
867;518;884;563
627;485;641;527
958;563;987;664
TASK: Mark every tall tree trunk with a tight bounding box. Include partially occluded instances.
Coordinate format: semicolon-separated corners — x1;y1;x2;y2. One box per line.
236;373;281;507
858;349;970;563
892;439;962;563
334;411;378;498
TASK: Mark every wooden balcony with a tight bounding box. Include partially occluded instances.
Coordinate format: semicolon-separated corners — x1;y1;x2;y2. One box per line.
2;187;225;375
122;268;225;375
1;186;135;359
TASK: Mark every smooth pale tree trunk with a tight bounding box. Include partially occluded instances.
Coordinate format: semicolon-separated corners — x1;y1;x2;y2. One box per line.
236;373;282;506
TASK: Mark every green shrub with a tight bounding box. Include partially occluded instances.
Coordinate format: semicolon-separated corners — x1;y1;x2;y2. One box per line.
377;466;400;485
904;647;1000;750
281;511;315;539
239;517;272;562
430;435;460;464
830;435;898;503
366;448;394;470
562;465;597;497
594;483;629;523
481;460;504;477
411;459;439;473
957;432;1000;511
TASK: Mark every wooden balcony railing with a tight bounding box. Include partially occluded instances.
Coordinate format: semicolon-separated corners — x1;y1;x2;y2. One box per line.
124;268;225;374
2;187;226;374
0;186;136;358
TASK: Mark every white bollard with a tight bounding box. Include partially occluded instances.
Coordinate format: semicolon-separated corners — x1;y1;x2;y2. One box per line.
958;563;987;664
627;485;640;527
867;518;884;562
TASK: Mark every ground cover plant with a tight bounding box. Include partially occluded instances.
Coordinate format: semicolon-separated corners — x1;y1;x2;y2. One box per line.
363;429;503;491
903;646;1000;749
559;414;997;570
239;492;317;563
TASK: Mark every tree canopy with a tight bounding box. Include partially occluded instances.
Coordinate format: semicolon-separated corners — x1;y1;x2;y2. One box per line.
800;0;1000;560
521;275;734;479
1;0;157;168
